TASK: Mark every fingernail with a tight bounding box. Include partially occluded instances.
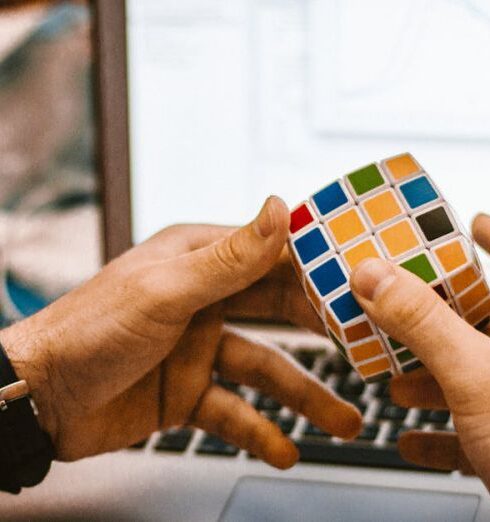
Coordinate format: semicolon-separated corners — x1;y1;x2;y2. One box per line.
351;258;397;301
254;197;275;238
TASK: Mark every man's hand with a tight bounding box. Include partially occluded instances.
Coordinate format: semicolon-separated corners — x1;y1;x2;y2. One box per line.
0;196;361;469
350;213;490;489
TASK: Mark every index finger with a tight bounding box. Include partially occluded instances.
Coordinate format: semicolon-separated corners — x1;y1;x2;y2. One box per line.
399;431;475;475
215;327;362;440
131;224;237;261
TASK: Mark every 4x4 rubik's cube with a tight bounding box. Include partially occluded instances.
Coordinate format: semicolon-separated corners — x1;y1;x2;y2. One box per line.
288;153;490;383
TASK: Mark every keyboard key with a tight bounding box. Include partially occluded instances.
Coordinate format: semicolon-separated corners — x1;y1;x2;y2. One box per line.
358;423;379;442
338;377;365;398
297;439;447;472
155;429;193;453
215;379;244;397
419;410;450;425
320;364;333;381
343;397;367;415
255;395;282;411
267;413;296;435
387;424;411;444
197;435;239;457
432;423;454;432
321;357;351;380
303;423;331;438
418;410;431;424
374;383;391;399
218;381;239;393
378;402;408;421
296;351;317;370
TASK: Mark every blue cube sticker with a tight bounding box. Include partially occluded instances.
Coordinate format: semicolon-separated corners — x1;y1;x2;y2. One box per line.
309;258;347;297
399;176;438;209
312;181;349;217
331;291;364;323
293;228;331;265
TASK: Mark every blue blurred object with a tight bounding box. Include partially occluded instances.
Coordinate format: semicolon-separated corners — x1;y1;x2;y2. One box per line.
0;272;49;326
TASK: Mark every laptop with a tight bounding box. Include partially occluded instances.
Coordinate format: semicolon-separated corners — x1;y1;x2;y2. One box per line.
0;1;489;520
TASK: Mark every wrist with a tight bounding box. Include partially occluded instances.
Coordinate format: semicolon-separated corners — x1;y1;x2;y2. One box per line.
0;320;58;452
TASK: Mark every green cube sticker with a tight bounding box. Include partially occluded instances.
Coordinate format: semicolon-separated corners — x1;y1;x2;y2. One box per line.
402;360;424;374
400;253;437;283
347;164;385;196
396;349;415;364
388;337;404;350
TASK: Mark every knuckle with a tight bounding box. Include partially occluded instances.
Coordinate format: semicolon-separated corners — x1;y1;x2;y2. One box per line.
137;224;180;247
165;223;186;234
126;265;165;302
125;265;185;322
159;223;190;238
126;269;159;307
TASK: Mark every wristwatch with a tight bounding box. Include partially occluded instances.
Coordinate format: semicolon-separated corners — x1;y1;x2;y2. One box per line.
0;342;55;494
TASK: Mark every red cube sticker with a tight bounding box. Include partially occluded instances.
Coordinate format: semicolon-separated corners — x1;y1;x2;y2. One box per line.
290;203;315;234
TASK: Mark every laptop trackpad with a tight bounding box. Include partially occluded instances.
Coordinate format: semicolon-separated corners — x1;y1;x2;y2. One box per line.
220;477;480;522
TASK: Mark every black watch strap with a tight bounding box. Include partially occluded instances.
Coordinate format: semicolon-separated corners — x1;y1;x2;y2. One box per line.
0;343;55;494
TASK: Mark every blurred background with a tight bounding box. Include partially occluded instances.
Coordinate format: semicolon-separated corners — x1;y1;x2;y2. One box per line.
1;0;490;322
0;0;100;324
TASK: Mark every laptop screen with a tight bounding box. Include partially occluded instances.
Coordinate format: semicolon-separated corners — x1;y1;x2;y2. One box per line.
126;0;490;259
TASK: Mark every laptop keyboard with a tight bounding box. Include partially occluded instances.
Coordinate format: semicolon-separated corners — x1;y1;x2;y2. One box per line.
132;349;453;473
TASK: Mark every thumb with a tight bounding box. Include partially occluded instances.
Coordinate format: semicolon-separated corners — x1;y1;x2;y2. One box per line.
174;196;290;313
350;258;488;385
472;213;490;254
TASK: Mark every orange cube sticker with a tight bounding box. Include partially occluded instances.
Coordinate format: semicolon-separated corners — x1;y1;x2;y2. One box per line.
342;238;382;271
433;239;469;274
384;153;421;181
326;208;367;247
377;219;421;259
361;189;404;227
350;339;384;363
450;265;480;294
